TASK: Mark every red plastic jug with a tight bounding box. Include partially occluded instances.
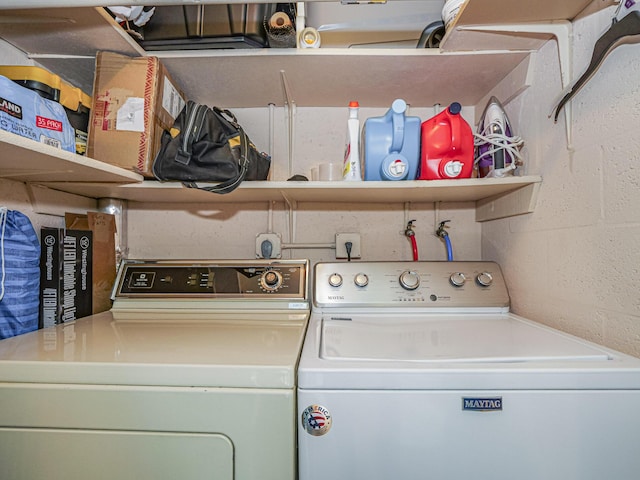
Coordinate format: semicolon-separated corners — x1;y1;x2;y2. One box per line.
418;102;474;180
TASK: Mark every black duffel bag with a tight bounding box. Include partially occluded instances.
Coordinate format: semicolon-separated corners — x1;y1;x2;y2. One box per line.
152;100;271;194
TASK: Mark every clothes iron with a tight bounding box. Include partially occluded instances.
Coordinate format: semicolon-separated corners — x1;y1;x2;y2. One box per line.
474;96;524;178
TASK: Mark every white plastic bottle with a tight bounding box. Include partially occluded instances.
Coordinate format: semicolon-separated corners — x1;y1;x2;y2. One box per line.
343;101;362;181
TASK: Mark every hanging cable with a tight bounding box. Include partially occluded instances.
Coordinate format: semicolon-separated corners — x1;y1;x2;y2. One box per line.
405;220;418;261
436;220;453;262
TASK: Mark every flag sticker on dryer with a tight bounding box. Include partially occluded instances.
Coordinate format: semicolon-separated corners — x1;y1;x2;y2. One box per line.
301;405;332;436
462;397;503;411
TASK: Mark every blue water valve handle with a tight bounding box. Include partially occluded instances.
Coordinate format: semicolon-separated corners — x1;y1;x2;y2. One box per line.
390;98;406;153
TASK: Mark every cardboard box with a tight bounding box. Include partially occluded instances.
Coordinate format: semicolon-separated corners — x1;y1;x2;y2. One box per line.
65;212;117;315
39;228;93;328
88;51;186;177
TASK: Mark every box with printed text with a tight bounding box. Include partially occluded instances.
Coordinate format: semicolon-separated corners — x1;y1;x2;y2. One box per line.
39;228;93;329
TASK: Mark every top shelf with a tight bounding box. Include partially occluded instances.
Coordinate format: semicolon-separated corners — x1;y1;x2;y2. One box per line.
0;0;603;108
0;7;530;109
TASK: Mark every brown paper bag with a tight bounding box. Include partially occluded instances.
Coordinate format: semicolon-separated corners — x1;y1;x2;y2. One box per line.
65;212;117;314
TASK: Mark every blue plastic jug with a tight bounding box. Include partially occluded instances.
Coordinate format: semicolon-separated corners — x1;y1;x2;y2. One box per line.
363;99;421;181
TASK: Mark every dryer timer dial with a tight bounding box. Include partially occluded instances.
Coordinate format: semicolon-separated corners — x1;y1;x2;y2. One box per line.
260;270;283;291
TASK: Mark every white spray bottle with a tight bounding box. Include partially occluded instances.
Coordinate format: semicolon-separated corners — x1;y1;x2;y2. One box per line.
342;101;362;181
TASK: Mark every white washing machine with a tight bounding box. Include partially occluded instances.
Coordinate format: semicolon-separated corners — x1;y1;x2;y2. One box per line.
298;261;640;480
0;259;310;480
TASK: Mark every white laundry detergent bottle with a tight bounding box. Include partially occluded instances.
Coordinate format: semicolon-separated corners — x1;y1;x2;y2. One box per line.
342;101;362;181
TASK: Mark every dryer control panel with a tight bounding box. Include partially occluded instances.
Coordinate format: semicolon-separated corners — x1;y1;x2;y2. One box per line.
114;259;308;299
314;261;509;308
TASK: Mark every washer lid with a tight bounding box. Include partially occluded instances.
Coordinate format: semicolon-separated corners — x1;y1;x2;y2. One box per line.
0;311;308;389
320;313;611;363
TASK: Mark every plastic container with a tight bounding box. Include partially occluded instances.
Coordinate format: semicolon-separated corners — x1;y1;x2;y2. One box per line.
138;4;274;49
60;82;92;156
363;99;421;181
342;101;362;181
0;65;61;102
418;102;474;180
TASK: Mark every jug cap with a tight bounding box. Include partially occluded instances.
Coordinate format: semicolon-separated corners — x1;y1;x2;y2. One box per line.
392;98;407;113
349;101;359;108
448;102;462;114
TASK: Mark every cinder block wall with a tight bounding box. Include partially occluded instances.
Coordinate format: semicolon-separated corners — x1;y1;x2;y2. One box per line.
483;7;640;357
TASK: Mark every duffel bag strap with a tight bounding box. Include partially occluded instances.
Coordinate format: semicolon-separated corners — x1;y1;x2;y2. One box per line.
182;126;250;195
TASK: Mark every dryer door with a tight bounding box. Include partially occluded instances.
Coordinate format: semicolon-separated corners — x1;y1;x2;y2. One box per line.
0;428;233;480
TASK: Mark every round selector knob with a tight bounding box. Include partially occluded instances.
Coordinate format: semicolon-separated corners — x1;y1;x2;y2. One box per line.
399;270;421;290
449;272;467;287
328;273;343;288
476;272;494;287
261;270;282;291
354;273;369;288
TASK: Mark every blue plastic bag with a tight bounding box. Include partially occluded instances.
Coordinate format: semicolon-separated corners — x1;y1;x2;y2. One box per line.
0;74;76;153
0;207;40;339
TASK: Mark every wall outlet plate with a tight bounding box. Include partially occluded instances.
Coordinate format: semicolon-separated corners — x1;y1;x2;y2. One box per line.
256;233;282;258
335;233;361;259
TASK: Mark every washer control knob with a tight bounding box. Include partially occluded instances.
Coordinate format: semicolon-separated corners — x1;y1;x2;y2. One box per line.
449;272;467;287
399;270;420;290
328;273;343;287
354;273;369;288
476;272;494;287
260;270;282;291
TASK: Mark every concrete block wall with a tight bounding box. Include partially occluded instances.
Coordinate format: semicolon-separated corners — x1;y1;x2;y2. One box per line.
483;7;640;357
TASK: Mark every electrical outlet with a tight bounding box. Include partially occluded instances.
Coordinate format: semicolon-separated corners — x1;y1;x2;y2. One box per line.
335;233;361;259
256;233;282;259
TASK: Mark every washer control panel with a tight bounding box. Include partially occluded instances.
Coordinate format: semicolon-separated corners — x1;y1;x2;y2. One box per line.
314;261;509;308
115;259;308;299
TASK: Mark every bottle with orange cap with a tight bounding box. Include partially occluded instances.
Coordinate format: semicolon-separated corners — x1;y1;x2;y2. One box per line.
342;100;362;181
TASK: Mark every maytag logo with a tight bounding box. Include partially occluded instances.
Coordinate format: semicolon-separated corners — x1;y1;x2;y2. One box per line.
462;397;503;412
328;295;344;300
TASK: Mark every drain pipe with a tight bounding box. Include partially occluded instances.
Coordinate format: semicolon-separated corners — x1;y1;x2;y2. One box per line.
98;198;128;265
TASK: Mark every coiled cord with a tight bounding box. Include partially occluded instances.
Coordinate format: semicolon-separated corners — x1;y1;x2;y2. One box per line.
474;122;524;177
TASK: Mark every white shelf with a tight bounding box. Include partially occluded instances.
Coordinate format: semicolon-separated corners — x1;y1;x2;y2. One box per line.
154;48;529;109
0;126;541;220
0;7;142;94
0;7;531;109
36;176;543;223
0;130;142;184
442;0;601;52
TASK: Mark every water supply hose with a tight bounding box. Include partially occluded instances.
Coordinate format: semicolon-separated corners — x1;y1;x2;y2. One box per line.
405;220;418;261
444;235;453;262
436;220;453;261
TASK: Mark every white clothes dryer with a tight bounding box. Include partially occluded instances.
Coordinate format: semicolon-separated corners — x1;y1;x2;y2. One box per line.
0;259;310;480
298;261;640;480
